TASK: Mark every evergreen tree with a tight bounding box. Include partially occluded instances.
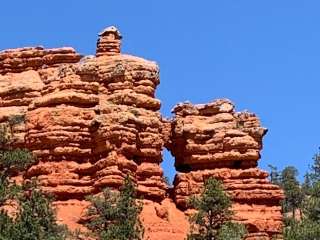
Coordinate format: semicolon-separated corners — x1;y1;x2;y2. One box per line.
0;209;16;239
12;182;67;240
217;222;247;240
86;175;144;240
280;166;304;219
268;164;281;186
272;150;320;240
187;177;246;240
303;181;320;222
302;172;312;196
0;122;67;240
310;148;320;184
302;149;320;222
0;148;34;206
284;218;320;240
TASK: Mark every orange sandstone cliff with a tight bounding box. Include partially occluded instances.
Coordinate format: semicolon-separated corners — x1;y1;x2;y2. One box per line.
0;26;284;240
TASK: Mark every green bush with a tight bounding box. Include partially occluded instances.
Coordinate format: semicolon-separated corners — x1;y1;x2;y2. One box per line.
13;182;67;240
284;219;320;240
187;177;246;240
86;175;144;240
0;128;67;240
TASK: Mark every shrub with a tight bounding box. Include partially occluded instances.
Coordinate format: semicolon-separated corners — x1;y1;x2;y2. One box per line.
86;175;144;240
187;177;246;240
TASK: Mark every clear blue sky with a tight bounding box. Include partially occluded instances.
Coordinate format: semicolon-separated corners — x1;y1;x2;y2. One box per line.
1;1;319;182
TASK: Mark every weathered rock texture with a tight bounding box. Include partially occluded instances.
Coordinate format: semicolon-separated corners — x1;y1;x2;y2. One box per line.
167;100;284;239
0;26;283;240
0;47;81;75
96;26;122;57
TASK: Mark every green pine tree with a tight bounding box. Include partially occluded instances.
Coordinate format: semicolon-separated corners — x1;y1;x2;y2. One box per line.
0;123;67;240
14;181;67;240
310;148;320;184
0;209;16;239
303;181;320;222
268;164;281;186
0;148;34;205
272;150;320;240
86;175;144;240
302;173;312;197
280;166;304;219
284;218;320;240
187;177;246;240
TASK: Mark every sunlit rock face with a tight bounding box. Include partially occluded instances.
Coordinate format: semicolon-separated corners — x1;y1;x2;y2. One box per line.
0;47;81;149
167;99;284;239
0;26;283;240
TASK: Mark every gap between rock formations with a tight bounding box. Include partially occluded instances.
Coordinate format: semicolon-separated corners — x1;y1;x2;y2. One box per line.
0;26;284;240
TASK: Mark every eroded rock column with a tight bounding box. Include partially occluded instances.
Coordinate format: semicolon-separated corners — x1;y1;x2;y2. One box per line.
25;64;100;199
168;99;284;239
0;47;81;149
93;30;167;200
96;26;122;57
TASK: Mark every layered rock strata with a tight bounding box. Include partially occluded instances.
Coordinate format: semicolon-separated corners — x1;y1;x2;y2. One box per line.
0;47;81;75
92;53;167;200
96;26;122;57
25;64;99;199
0;27;284;240
0;27;168;202
0;70;43;148
0;47;80;149
168;99;284;239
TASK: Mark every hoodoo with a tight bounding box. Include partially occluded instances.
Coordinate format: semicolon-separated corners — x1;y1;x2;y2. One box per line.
0;26;284;240
168;99;284;239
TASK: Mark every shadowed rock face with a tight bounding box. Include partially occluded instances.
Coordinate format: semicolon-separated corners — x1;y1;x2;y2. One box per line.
0;27;283;240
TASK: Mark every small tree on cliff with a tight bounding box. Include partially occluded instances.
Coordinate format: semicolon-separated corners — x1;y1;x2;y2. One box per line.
0;184;67;240
86;175;144;240
0;123;67;240
187;177;246;240
12;181;67;240
0;148;34;205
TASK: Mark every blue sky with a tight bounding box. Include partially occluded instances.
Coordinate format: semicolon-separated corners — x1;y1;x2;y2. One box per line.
1;1;320;182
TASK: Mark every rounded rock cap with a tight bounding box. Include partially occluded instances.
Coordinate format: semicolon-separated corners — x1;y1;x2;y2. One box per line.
96;26;122;56
98;26;122;40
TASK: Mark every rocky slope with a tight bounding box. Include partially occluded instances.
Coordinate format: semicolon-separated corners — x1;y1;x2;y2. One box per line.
0;26;284;239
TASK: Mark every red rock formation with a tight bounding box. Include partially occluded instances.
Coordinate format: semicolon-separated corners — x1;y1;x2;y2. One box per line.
93;53;167;200
141;199;189;240
20;29;167;203
0;27;284;240
0;47;81;75
25;64;99;199
0;70;44;148
0;47;80;148
168;99;284;239
96;26;122;57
